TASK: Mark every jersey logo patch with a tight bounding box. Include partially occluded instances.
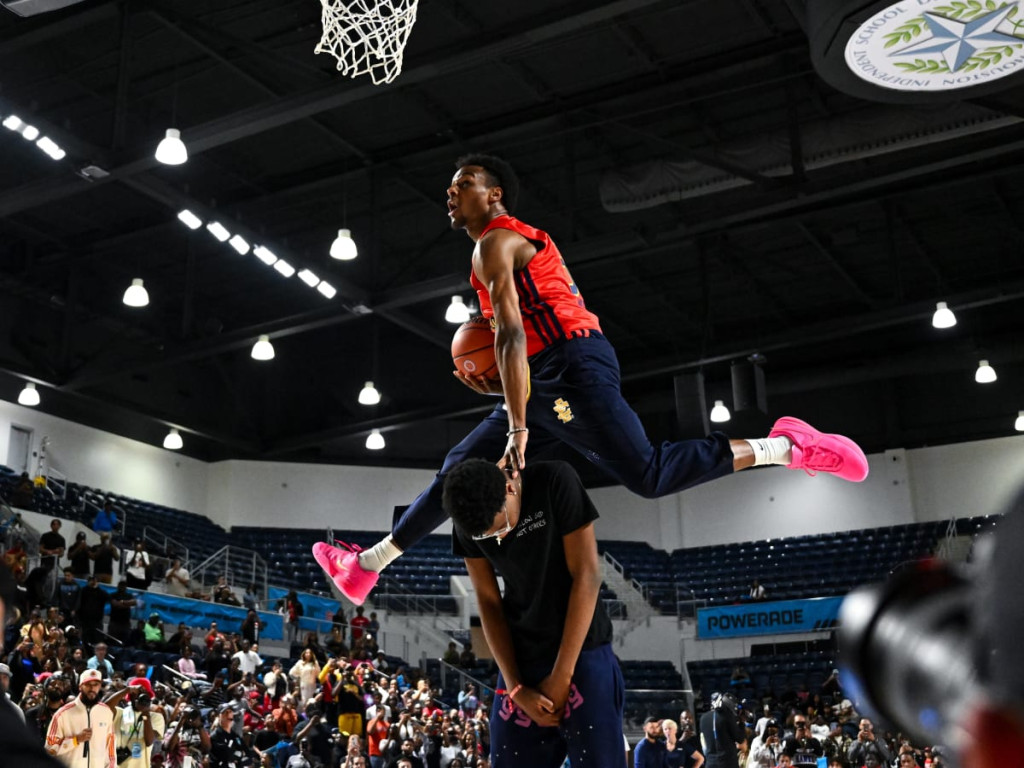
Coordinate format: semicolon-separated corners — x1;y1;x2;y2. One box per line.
553;398;573;423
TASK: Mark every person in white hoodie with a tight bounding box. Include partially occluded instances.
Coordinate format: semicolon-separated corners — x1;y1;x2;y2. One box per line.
45;668;116;767
746;718;783;768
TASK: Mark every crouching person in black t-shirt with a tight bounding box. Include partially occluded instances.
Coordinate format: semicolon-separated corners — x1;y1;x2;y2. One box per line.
443;459;625;768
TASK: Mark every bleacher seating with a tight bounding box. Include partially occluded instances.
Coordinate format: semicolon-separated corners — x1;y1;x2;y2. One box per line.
686;650;836;707
601;516;1000;614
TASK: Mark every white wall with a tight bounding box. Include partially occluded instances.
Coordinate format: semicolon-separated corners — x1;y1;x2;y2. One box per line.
0;400;209;515
4;394;1020;549
205;459;443;533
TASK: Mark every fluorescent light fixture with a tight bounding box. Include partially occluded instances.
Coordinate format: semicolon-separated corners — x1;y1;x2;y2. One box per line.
298;269;319;287
177;209;203;229
932;301;956;329
36;136;65;160
273;259;295;278
163;428;183;450
366;429;385;450
155;128;187;165
21;124;39;141
228;234;250;255
317;281;337;299
710;399;731;423
358;381;381;406
17;382;40;407
330;228;358;261
2;115;22;131
1016;411;1024;432
975;360;997;384
251;335;275;361
253;245;277;265
122;278;150;308
206;221;231;242
445;296;471;324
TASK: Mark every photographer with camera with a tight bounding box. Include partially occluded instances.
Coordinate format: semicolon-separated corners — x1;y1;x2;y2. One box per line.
163;703;211;768
847;719;892;767
107;683;164;768
782;714;823;767
209;704;258;768
747;717;781;768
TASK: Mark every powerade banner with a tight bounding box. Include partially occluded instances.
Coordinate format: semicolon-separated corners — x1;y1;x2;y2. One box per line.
697;597;843;639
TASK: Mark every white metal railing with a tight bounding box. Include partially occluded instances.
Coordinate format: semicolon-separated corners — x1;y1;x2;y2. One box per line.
189;544;269;601
44;466;69;501
434;657;500;704
142;526;190;568
601;551;650;600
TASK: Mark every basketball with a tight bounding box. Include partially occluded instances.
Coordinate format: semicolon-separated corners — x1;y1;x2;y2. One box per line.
452;317;498;379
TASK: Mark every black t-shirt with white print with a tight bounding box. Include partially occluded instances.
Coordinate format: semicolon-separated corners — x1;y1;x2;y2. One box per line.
453;461;612;666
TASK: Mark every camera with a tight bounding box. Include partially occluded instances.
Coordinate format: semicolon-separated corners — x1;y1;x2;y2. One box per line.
838;491;1024;767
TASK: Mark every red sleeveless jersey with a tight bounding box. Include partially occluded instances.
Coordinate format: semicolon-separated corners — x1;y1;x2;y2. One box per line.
469;215;601;357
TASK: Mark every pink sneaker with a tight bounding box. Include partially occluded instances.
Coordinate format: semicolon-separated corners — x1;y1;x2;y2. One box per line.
312;540;379;605
769;417;869;482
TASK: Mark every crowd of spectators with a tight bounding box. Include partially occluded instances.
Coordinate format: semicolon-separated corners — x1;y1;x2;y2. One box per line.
1;584;498;768
635;680;949;768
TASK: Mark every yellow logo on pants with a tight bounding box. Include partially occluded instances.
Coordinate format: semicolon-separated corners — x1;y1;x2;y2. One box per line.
553;398;574;423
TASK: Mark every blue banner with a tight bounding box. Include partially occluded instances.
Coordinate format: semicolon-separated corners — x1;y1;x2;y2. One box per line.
84;581;285;640
697;597;843;639
268;586;344;633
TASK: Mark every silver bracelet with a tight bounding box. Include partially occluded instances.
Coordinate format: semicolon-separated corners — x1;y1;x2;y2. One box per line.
506;427;529;437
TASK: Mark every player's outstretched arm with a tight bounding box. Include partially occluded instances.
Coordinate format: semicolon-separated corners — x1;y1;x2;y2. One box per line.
474;229;530;476
464;556;558;728
537;521;602;717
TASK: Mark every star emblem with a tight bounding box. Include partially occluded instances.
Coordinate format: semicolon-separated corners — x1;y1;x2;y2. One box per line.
892;5;1023;72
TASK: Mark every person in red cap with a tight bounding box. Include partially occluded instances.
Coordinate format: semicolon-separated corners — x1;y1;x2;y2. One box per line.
45;667;116;767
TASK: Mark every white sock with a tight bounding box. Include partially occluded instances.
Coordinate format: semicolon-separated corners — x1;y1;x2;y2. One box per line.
358;535;404;573
745;435;793;467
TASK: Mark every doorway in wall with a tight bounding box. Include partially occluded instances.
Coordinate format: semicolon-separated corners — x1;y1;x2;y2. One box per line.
7;425;32;474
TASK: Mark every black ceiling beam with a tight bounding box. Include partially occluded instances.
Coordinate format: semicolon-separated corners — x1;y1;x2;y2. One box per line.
0;0;677;219
795;222;875;307
59;126;1024;389
260;281;1024;455
0;0;118;56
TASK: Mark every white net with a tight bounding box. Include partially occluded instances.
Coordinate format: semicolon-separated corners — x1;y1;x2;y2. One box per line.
314;0;420;85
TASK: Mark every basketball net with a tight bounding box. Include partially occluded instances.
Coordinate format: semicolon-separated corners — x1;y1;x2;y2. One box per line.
314;0;419;85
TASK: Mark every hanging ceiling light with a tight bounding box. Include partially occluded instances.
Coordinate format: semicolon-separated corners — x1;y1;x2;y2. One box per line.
445;296;471;324
931;301;956;329
975;360;997;384
228;234;250;255
162;428;183;450
273;259;296;278
330;228;358;260
206;221;231;242
17;382;40;407
366;429;385;450
20;124;39;141
122;278;150;308
155;128;188;165
177;209;203;230
2;115;22;131
297;269;320;287
251;335;275;361
317;281;337;299
35;136;66;161
1016;411;1024;432
710;399;731;423
358;381;381;405
253;245;277;265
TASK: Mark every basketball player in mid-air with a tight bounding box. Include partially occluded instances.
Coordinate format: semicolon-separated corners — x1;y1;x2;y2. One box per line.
314;154;869;605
